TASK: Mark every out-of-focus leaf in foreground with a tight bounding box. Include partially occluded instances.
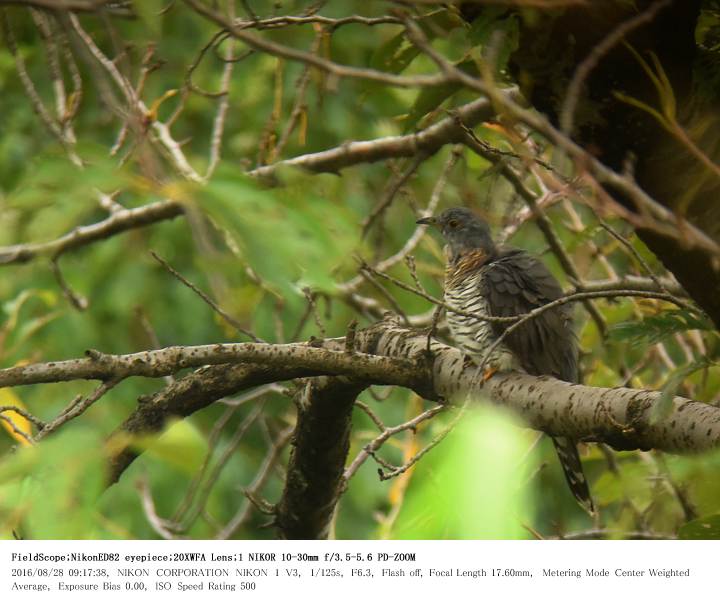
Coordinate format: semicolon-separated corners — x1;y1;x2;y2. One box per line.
132;419;208;476
196;167;358;299
0;427;105;539
392;405;535;539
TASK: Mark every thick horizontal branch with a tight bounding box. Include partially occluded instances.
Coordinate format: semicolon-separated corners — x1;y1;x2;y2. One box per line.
7;318;720;455
367;321;720;454
0;340;424;391
249;94;519;178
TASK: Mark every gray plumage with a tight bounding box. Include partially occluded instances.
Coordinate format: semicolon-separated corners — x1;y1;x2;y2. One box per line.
418;207;594;513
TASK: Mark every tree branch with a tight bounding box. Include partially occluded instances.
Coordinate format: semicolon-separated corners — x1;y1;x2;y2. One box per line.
248;93;519;178
0;200;183;265
276;376;365;539
0;0;133;16
5;318;717;481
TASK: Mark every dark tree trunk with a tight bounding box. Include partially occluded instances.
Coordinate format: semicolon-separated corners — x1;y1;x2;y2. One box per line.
503;0;720;325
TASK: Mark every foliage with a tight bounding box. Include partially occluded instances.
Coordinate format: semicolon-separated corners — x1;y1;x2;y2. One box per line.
0;0;718;541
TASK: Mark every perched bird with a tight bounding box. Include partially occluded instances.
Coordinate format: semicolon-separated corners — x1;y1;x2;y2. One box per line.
417;207;594;514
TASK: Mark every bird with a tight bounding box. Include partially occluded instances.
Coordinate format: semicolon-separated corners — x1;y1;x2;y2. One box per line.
417;207;594;514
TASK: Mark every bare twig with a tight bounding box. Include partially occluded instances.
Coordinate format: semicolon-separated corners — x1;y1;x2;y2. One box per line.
215;425;293;539
36;378;121;440
362;156;426;237
232;14;403;30
150;251;262;342
342;404;444;486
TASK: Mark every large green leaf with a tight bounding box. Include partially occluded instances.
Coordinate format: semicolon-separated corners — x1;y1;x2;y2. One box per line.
392;406;535;539
652;358;714;423
196;166;359;299
133;419;209;476
0;427;106;538
370;10;465;74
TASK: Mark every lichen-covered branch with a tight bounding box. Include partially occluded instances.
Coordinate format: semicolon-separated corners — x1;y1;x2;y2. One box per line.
6;318;718;469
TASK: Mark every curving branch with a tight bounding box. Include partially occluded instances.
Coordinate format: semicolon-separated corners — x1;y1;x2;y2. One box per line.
0;200;183;265
5;315;717;539
7;318;720;461
249;94;519;179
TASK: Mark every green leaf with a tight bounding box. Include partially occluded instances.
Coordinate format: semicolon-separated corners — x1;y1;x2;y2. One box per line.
652;358;713;423
402;60;479;131
610;309;712;346
392;406;535;539
0;427;106;538
679;514;720;539
133;419;208;476
134;0;164;36
197;166;359;299
592;461;652;508
370;10;464;74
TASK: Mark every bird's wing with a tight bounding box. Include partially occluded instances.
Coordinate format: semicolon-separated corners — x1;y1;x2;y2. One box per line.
480;248;578;382
481;249;593;513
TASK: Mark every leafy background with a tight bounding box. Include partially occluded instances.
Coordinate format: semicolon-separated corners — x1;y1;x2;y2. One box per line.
0;0;719;539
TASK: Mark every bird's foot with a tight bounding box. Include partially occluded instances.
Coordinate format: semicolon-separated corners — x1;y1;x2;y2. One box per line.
482;366;498;383
478;365;503;386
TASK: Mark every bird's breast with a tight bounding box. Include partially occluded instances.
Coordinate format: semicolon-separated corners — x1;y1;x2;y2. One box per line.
444;268;518;371
444;271;493;355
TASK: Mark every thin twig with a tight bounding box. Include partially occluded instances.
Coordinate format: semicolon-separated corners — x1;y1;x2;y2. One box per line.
150;250;263;342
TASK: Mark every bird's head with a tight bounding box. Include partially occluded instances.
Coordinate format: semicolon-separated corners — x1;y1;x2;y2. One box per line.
417;207;497;262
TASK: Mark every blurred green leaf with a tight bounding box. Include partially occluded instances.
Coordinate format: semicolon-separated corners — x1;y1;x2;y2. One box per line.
679;514;720;539
134;419;208;476
467;9;519;76
653;358;713;423
370;10;464;74
0;427;106;538
197;166;359;299
402;60;479;131
135;0;164;36
392;406;535;539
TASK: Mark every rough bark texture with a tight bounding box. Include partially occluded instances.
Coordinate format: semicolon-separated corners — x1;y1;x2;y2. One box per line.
37;319;719;522
365;320;720;453
275;377;365;540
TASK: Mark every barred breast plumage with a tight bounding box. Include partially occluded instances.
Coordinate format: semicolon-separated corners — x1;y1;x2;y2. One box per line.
444;253;519;372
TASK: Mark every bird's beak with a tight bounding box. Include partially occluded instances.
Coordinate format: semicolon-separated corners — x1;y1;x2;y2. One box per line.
416;216;437;226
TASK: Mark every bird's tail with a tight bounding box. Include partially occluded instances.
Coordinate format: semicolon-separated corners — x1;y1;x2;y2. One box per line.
551;436;595;515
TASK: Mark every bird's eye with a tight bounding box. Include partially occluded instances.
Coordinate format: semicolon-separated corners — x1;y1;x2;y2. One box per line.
447;219;459;229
